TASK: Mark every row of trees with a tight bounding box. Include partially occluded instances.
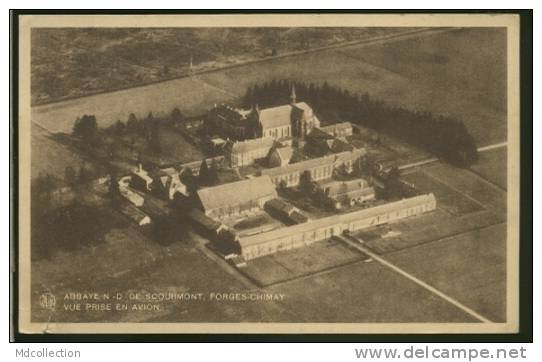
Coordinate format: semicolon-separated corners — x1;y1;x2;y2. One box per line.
73;107;185;155
243;80;479;167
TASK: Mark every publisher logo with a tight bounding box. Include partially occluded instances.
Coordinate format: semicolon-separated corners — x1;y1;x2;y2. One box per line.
39;292;56;310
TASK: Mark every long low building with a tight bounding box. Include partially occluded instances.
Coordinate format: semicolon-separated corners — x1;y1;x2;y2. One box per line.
234;193;436;260
260;149;365;188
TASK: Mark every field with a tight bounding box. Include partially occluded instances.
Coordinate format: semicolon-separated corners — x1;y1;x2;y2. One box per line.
31;123;88;181
342;28;507;133
32;28;407;105
470;147;508;190
386;223;507;322
264;256;478;323
31;27;507;149
402;171;484;216
423;163;507;216
240;238;368;287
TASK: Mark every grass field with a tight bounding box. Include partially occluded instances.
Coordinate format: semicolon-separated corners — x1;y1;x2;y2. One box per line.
31;28;506;149
470;148;507;190
386;223;507;322
31;123;88;181
402;170;484;216
240;238;368;287
265;255;478;322
423;163;507;215
339;27;507;146
32;28;406;105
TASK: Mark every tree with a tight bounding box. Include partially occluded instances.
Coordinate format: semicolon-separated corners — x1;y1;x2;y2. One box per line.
208;158;220;186
64;166;76;187
198;160;210;186
126;113;139;133
147;122;161;154
171;107;183;124
33;172;55;208
179;168;198;195
77;165;93;184
107;168;121;200
299;170;314;194
114;120;125;135
72;114;98;145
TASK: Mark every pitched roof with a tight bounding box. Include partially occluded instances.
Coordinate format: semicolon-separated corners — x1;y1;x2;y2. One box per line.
308;127;334;140
330;138;355;153
238;193;436;247
273;146;294;163
189;209;223;231
227;137;275;154
197;176;278;212
261;154;335;177
321;122;353;133
258;105;292;129
265;198;296;216
120;204;150;223
322;179;370;197
289;210;309;224
293;102;315;118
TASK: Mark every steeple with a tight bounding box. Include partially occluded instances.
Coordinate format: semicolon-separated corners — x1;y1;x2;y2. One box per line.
290;84;296;105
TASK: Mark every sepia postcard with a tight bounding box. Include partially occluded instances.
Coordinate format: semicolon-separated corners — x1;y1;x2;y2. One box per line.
15;13;521;335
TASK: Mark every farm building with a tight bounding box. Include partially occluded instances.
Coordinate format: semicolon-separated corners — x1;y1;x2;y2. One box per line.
233;193;436;260
320;122;353;137
130;165;187;200
180;156;225;176
264;198;309;225
120;186;145;207
224;137;275;168
120;204;151;226
260;149;365;188
207;105;255;140
318;178;375;210
261;156;334;188
131;164;153;191
196;176;278;220
153;167;188;200
189;209;228;236
268;146;294;167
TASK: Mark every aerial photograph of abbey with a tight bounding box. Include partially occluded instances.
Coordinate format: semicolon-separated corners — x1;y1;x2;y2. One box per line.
27;23;509;327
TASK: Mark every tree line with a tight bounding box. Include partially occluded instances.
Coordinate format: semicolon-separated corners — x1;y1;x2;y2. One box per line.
242;79;478;167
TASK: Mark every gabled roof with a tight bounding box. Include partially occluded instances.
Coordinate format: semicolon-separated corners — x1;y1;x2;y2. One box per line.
293;102;315;118
258;105;292;129
322;179;370;197
331;138;355;153
273;146;294;164
121;203;150;223
227;137;275;154
308;127;334;140
265;198;296;216
197;176;277;212
261;154;335;177
321;122;353;133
